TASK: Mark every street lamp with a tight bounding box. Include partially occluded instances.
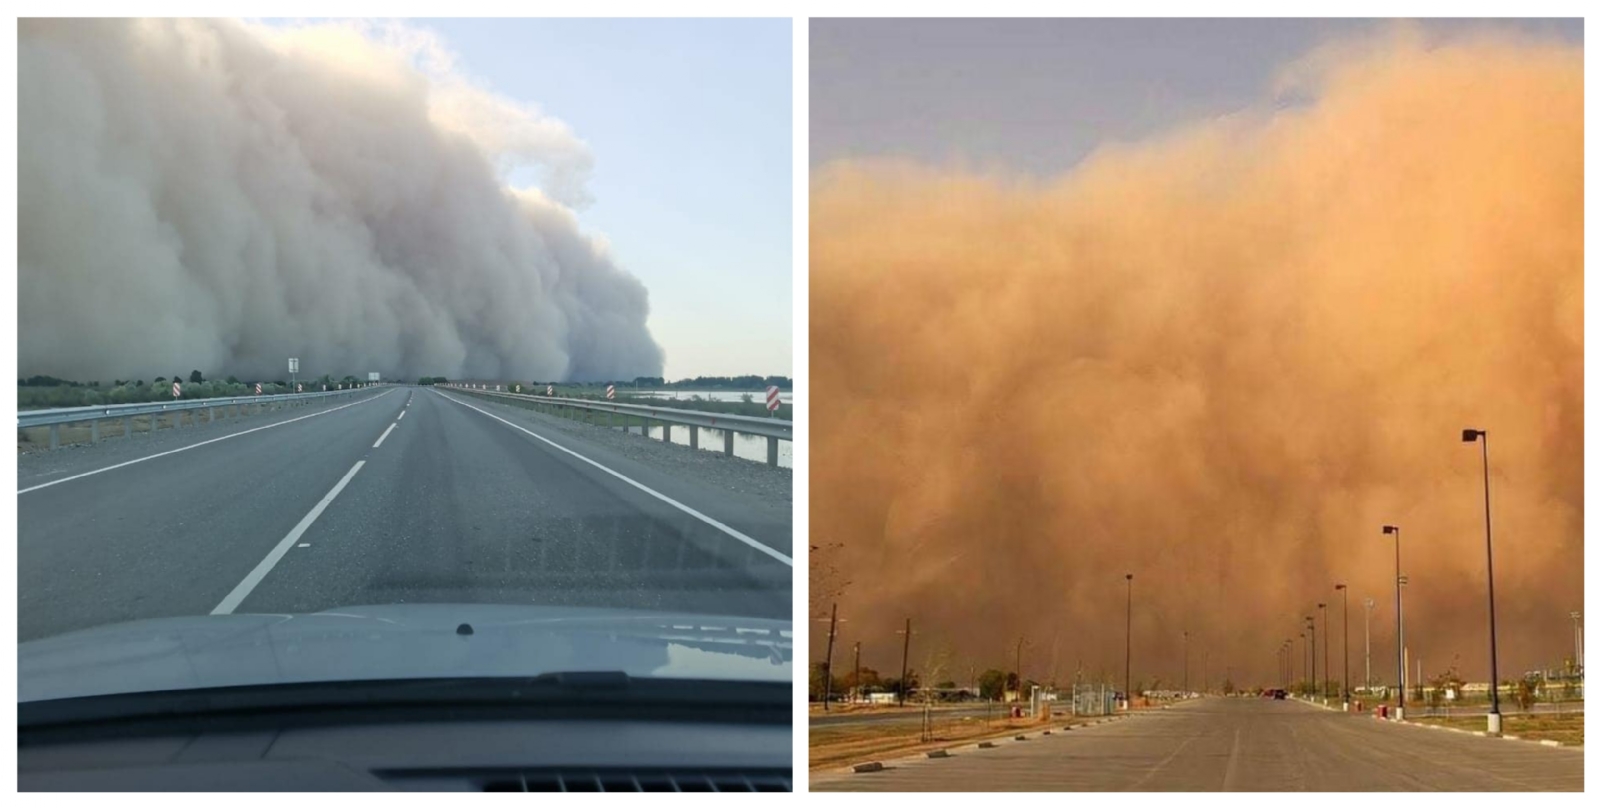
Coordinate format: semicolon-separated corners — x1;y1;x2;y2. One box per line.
1462;428;1502;736
1300;631;1308;696
1364;597;1375;691
1183;630;1189;697
1124;573;1134;710
1383;525;1405;720
1571;611;1583;677
1306;616;1317;700
1335;584;1350;710
1318;603;1328;702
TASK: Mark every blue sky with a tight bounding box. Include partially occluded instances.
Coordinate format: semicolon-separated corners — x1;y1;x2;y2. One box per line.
812;18;1581;176
345;18;792;380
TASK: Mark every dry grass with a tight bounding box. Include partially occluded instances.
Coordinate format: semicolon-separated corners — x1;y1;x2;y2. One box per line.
1411;713;1584;747
18;404;270;452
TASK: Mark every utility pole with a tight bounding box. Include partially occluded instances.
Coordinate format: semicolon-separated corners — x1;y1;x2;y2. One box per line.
1015;636;1026;704
820;603;838;711
1183;630;1190;696
897;618;913;707
853;641;862;705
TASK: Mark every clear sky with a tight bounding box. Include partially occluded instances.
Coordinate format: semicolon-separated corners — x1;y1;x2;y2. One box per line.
812;18;1582;177
412;18;793;380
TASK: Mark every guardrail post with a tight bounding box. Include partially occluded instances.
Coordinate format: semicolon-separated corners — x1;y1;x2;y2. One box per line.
690;425;699;450
662;423;672;443
208;407;215;423
90;420;99;444
767;436;779;466
49;424;60;450
642;417;651;438
724;429;734;457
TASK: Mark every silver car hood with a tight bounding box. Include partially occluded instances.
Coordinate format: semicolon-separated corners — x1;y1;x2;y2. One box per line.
19;604;792;703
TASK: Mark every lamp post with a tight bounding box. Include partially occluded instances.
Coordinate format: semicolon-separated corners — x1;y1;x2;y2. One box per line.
1383;525;1405;720
1335;584;1350;710
1572;611;1583;677
1124;573;1133;710
1364;597;1375;691
1300;631;1308;697
1462;428;1502;736
1318;603;1328;703
1183;630;1189;697
1305;616;1316;699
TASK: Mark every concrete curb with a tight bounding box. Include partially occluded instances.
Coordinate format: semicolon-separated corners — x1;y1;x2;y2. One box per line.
834;713;1133;775
1378;715;1578;750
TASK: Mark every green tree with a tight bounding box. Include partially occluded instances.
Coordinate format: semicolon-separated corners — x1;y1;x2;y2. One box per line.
977;668;1008;700
190;370;204;383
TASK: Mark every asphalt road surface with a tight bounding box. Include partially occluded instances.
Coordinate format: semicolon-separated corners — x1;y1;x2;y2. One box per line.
18;387;791;643
812;697;1582;791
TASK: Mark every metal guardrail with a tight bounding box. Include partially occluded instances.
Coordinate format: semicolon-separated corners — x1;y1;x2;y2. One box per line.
443;384;791;466
18;386;380;450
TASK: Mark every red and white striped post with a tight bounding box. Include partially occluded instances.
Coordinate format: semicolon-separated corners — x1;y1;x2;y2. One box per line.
255;383;262;395
606;384;616;401
172;381;181;398
766;385;781;415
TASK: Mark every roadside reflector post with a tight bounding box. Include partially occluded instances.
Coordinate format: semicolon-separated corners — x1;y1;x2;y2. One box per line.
208;407;215;423
90;420;99;444
690;424;699;450
724;429;734;456
768;436;779;466
662;422;671;443
48;424;60;450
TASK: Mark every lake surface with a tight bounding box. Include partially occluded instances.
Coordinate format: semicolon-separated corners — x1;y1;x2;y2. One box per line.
611;422;792;469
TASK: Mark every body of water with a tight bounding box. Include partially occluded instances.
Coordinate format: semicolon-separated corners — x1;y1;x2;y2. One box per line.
614;422;792;469
630;389;793;404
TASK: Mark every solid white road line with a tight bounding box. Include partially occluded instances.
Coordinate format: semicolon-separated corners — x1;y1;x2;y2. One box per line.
211;460;366;615
397;410;406;421
435;390;793;566
373;422;398;448
18;391;392;495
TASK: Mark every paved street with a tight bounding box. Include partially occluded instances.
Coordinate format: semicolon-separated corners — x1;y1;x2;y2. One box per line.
19;387;791;643
812;696;1582;791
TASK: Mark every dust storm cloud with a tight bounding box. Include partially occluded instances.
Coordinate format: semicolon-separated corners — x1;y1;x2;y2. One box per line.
19;19;664;382
811;32;1581;688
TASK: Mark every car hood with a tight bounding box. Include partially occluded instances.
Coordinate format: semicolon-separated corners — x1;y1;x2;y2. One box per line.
19;604;792;703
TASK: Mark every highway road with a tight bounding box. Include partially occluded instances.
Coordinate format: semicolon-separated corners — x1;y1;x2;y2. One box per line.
812;697;1582;791
18;387;792;643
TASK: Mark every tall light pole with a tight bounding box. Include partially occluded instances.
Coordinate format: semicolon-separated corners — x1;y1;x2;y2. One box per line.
1318;603;1328;702
1572;611;1584;676
1364;597;1375;691
897;618;913;707
1383;525;1405;720
1335;584;1350;709
1292;630;1305;694
1124;573;1134;709
1183;630;1190;696
1462;428;1502;735
1305;616;1316;699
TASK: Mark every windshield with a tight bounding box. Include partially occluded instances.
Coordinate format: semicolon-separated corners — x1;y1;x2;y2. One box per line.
17;18;793;705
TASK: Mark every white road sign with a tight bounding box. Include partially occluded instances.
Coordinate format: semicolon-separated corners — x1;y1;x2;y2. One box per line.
288;357;299;374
